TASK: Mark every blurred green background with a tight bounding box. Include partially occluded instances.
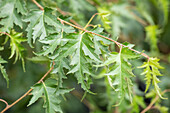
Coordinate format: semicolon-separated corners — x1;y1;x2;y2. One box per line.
1;0;170;113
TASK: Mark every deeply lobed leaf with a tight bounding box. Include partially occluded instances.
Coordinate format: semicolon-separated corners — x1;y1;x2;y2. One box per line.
0;0;26;32
138;57;165;99
28;79;74;113
0;56;9;88
96;45;139;105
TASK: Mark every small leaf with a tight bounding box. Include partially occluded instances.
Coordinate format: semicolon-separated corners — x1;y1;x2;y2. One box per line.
27;56;50;63
8;30;26;64
0;64;9;88
35;33;63;56
138;57;166;99
27;83;44;106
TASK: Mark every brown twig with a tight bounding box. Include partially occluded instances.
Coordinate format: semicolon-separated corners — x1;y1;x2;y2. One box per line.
0;32;11;38
141;89;170;113
0;62;55;113
0;99;8;106
32;0;44;11
56;7;81;27
56;7;71;16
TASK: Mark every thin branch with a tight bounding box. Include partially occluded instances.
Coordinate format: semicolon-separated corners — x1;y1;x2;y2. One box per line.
141;89;170;113
56;7;81;27
79;13;99;34
56;7;71;16
0;32;12;38
32;0;44;11
0;99;8;106
83;13;99;30
0;62;55;113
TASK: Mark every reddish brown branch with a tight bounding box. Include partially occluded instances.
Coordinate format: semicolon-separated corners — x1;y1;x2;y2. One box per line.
0;99;8;107
0;32;11;38
0;62;55;113
141;89;170;113
56;7;81;27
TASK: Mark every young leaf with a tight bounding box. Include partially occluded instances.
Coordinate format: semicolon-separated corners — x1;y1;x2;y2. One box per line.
145;25;159;54
6;30;26;64
138;57;166;99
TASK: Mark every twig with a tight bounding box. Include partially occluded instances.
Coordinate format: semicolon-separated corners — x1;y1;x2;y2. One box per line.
141;89;170;113
83;13;99;30
32;0;44;11
0;99;8;106
80;13;99;34
56;7;81;27
56;7;71;16
0;61;55;113
0;32;11;38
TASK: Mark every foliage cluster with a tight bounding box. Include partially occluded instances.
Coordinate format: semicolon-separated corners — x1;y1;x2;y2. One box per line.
0;0;170;113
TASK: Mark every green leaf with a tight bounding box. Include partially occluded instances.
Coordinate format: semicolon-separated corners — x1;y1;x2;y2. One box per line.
23;8;75;47
98;4;136;38
52;58;70;87
0;65;9;88
44;8;75;33
97;7;112;29
158;0;169;24
69;0;95;14
0;0;26;32
131;95;146;113
0;57;9;88
27;83;44;106
7;30;26;64
97;47;139;105
67;33;100;93
27;56;50;63
42;82;62;113
0;46;4;51
145;25;159;54
28;79;73;113
0;56;7;64
35;33;63;56
138;57;166;99
91;27;111;55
